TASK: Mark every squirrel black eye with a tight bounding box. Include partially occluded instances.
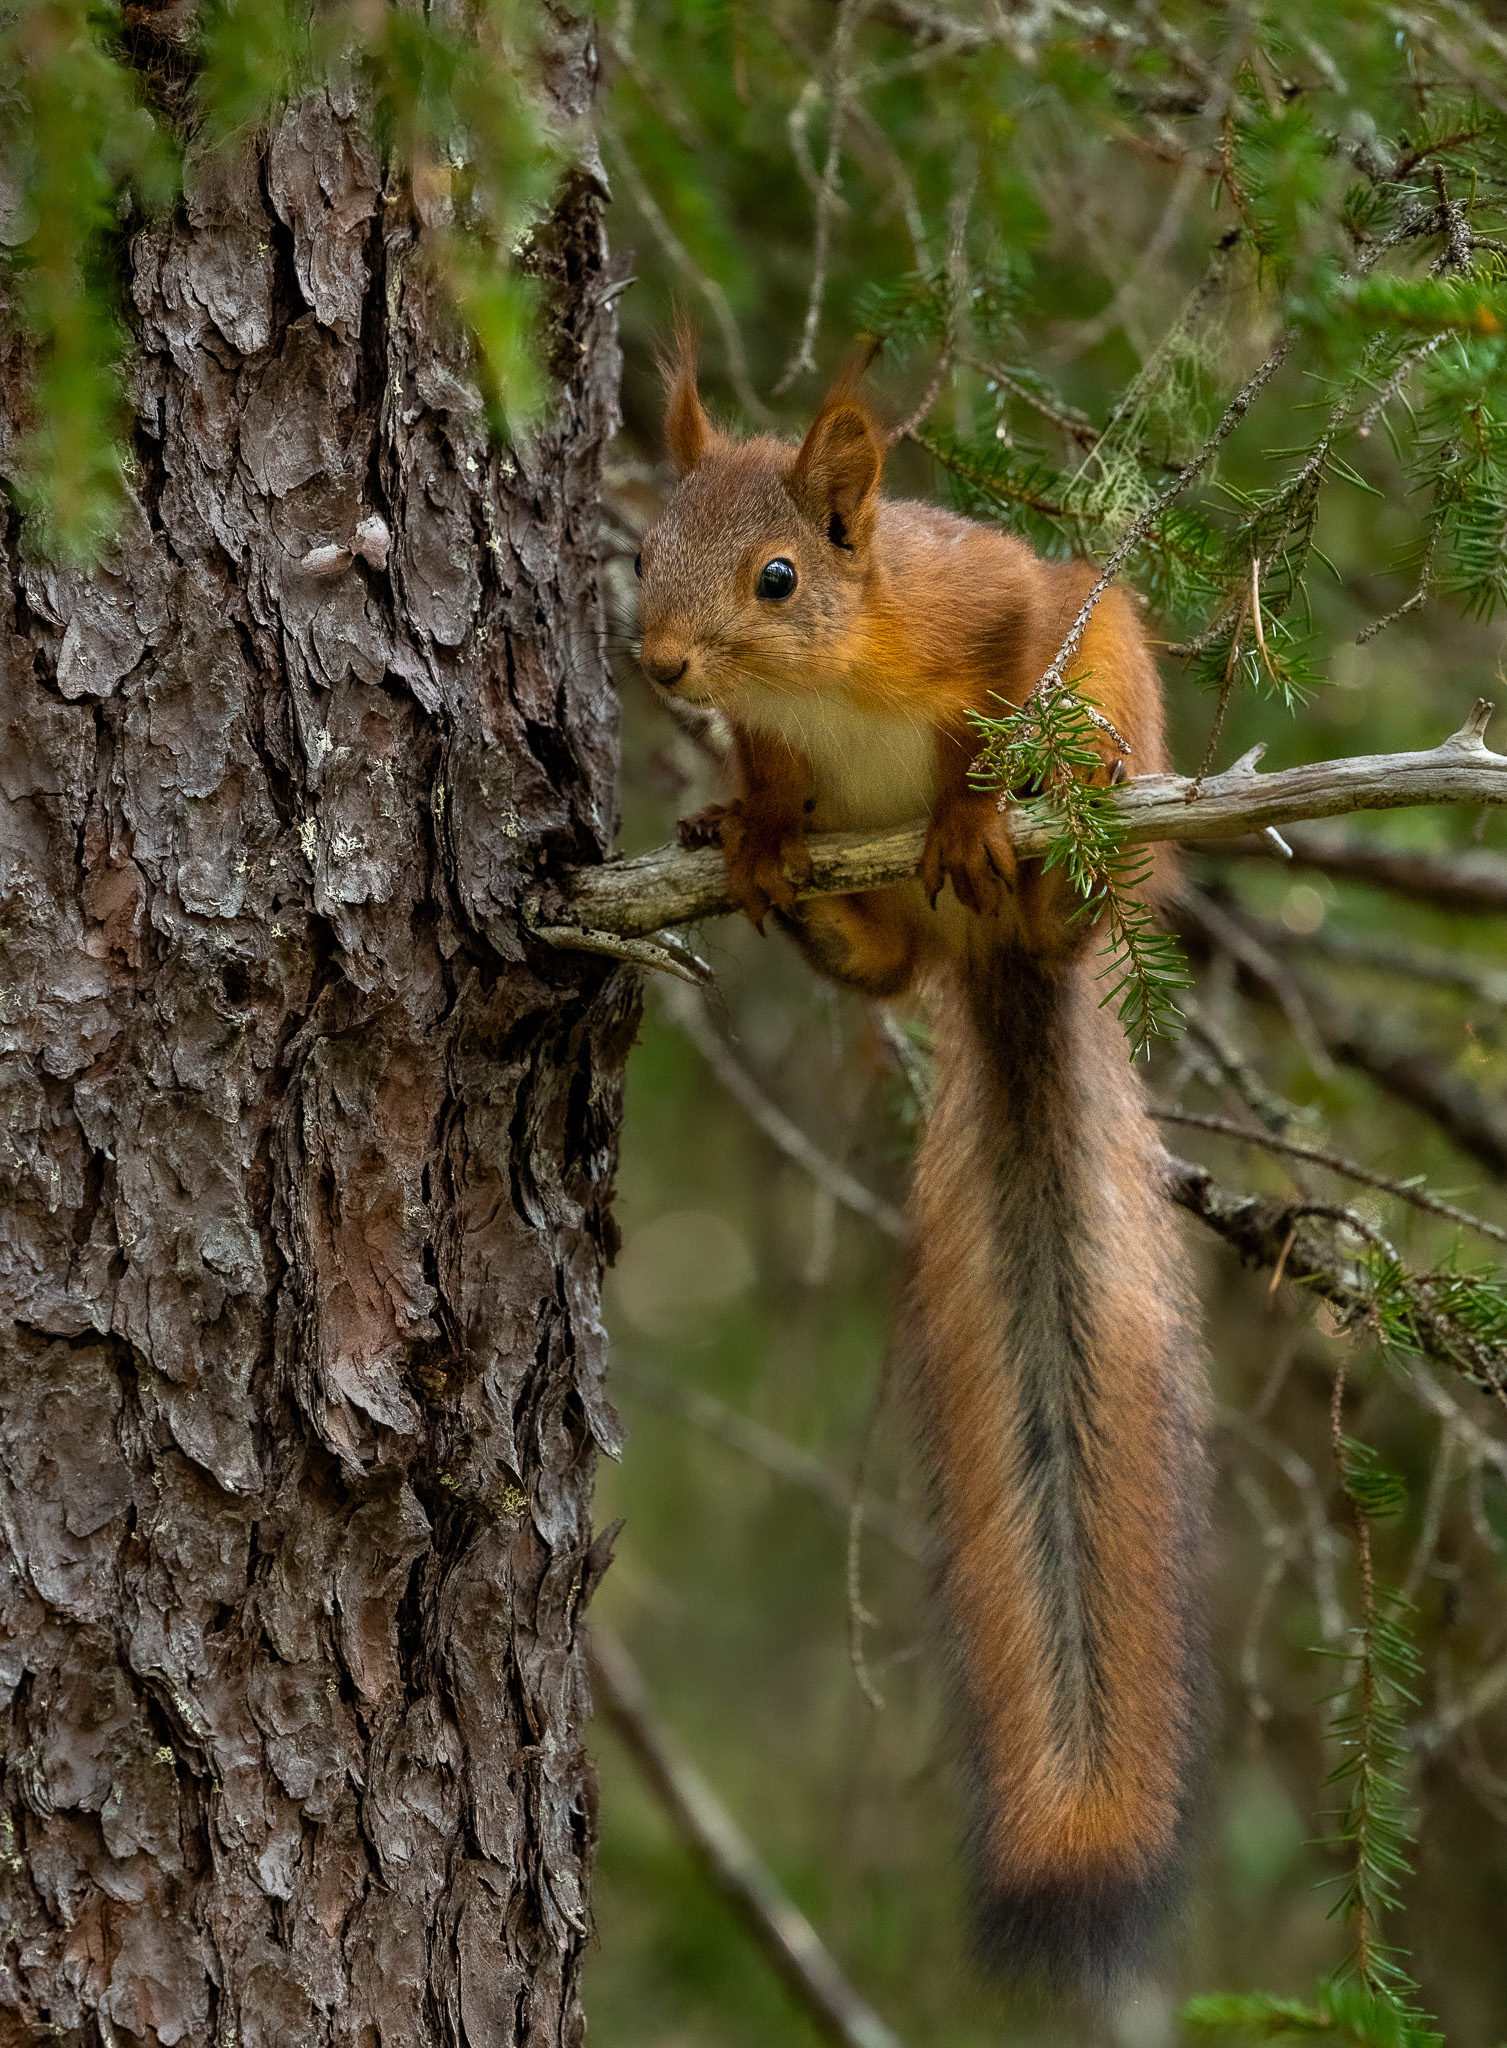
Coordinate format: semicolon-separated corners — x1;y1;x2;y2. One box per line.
634;552;642;578
755;557;798;602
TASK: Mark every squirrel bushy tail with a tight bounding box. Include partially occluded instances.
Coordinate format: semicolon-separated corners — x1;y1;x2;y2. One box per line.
907;942;1210;1993
635;339;1210;1987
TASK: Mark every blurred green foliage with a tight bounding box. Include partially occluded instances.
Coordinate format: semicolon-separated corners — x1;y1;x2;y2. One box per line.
0;0;552;554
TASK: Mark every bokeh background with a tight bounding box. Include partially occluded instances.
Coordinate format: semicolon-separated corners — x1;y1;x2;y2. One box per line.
577;5;1507;2045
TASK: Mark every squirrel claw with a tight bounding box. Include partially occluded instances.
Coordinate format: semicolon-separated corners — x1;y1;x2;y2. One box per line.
694;798;810;929
677;805;731;852
922;803;1016;916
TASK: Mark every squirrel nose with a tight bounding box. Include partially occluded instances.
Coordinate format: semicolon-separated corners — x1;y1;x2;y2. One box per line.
640;646;689;688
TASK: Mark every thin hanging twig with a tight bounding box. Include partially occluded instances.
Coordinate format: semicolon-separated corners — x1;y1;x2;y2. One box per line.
600;119;774;424
776;0;870;392
846;1347;898;1711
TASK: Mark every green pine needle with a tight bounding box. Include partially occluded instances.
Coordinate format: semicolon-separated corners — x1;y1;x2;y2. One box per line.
969;684;1190;1057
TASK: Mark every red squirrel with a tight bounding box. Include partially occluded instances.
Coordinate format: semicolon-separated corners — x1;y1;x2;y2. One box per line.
634;336;1211;1991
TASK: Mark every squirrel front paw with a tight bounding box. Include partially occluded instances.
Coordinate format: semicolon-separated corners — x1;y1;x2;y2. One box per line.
677;800;812;931
920;793;1016;916
676;803;735;851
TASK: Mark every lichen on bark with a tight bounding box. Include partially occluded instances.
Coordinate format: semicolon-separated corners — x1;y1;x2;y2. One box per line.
0;10;633;2042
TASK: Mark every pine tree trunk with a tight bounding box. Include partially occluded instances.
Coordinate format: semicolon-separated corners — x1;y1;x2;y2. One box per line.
0;14;632;2042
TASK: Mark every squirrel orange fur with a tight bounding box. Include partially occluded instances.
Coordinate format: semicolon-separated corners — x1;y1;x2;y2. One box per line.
634;335;1211;1992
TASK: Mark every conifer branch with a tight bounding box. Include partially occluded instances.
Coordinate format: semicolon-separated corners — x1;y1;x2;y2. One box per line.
549;705;1507;945
1165;1159;1507;1392
1155;1106;1507;1251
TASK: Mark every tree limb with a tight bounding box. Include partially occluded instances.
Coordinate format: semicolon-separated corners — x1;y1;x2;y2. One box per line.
1172;894;1507;1183
1165;1156;1507;1388
1156;1106;1507;1249
1193;818;1507;915
552;704;1507;943
1322;1011;1507;1184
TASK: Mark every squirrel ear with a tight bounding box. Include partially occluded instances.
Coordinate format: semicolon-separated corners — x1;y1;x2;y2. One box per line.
660;322;717;476
789;387;883;547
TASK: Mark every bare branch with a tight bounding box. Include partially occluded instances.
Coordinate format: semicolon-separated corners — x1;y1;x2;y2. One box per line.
1411;1656;1507;1756
960;355;1099;449
1194;820;1507;916
847;1348;899;1712
1322;1010;1507;1186
1230;1468;1302;1722
765;13;930;267
1177;881;1334;1078
589;1628;911;2048
1056;29;1249;363
1189;902;1507;1183
1386;4;1507;120
662;983;906;1238
1404;1358;1507;1491
1401;1422;1459;1603
600;119;774;425
1179;996;1304;1136
1270;924;1507;1009
1219;1405;1347;1643
1156;1106;1507;1250
1166;1156;1507;1387
553;707;1507;942
887;351;952;447
527;908;711;985
775;0;868;393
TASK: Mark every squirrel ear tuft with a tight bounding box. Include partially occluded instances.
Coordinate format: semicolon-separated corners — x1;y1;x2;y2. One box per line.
659;320;717;476
789;377;883;545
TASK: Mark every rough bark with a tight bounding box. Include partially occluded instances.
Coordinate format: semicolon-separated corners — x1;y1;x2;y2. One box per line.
0;12;632;2045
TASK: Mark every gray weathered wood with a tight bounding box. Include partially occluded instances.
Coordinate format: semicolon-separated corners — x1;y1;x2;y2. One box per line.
553;701;1507;946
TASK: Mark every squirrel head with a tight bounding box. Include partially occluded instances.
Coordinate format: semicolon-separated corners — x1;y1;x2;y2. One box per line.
635;331;885;707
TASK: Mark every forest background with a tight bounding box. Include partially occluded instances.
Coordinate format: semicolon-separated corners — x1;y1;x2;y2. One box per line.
588;6;1507;2047
8;0;1507;2045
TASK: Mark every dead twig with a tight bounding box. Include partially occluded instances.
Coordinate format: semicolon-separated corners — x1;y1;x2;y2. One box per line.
557;706;1507;943
847;1346;898;1712
1167;1156;1507;1391
600;119;774;424
1155;1105;1507;1251
589;1627;911;2048
1176;880;1335;1078
776;0;869;393
1196;820;1507;916
1219;1404;1347;1643
616;1359;927;1561
1179;995;1305;1136
662;983;905;1238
